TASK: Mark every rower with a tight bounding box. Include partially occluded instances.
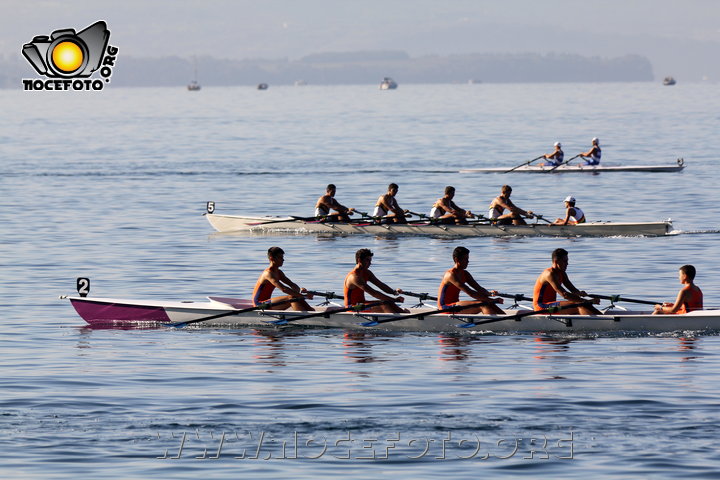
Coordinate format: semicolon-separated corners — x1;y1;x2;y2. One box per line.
373;183;408;224
578;138;601;166
653;265;703;315
552;195;586;225
252;247;315;311
487;185;534;225
344;248;407;313
438;246;504;314
533;248;601;315
430;186;474;224
540;142;564;167
315;184;356;222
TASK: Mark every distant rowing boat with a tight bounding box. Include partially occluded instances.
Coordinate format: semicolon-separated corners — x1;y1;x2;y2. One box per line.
206;213;673;237
460;158;685;173
66;295;719;334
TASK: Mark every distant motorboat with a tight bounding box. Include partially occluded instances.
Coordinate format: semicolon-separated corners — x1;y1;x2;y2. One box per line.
663;76;676;86
294;79;307;86
379;77;397;90
257;83;269;90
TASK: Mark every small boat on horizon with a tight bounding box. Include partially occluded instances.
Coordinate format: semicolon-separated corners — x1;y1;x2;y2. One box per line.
187;56;201;91
663;76;676;86
379;77;398;90
257;83;269;90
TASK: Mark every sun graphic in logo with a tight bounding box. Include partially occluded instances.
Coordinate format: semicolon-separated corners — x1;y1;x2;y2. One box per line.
51;41;84;73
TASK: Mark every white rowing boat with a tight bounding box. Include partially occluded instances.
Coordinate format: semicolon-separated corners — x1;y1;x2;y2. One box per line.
206;213;673;237
459;159;685;173
66;295;719;334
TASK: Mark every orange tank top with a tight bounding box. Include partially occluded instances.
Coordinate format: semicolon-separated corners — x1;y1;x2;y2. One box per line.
344;267;369;306
677;284;703;314
252;269;276;306
533;267;568;310
437;267;468;307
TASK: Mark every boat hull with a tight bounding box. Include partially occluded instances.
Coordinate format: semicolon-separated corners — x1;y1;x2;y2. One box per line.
206;214;672;237
67;296;720;334
459;162;685;173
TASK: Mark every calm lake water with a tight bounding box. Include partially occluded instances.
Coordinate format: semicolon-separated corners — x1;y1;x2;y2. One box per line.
1;82;719;479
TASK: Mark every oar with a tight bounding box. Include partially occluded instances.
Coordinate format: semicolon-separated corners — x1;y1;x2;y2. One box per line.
360;301;491;327
496;292;533;302
266;300;393;325
504;155;544;173
531;214;553;224
547;154;581;172
588;294;661;306
249;215;324;226
403;291;438;301
458;302;590;328
167;297;302;328
306;290;343;300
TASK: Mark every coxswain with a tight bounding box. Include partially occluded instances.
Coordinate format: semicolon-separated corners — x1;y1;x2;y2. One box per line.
373;183;408;224
344;248;407;313
437;246;504;314
541;141;564;167
653;265;703;314
579;138;601;166
552;195;586;225
315;184;355;222
252;246;314;311
430;186;474;224
487;185;534;225
533;248;601;314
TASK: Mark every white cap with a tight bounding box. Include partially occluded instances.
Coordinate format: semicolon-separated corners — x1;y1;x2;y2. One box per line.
554;142;561;147
592;137;599;143
564;195;576;203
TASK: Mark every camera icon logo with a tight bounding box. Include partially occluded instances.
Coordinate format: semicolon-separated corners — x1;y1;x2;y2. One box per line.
22;21;110;78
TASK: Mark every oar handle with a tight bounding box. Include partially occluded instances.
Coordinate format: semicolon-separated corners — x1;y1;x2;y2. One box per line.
403;291;438;301
496;292;533;302
589;294;660;306
305;290;343;300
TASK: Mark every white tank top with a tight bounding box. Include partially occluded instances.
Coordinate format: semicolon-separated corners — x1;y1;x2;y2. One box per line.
570;206;585;223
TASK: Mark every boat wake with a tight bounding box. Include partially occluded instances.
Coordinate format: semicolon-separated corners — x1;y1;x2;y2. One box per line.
669;228;720;235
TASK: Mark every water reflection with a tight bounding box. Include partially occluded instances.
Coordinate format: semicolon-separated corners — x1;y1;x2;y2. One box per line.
675;336;699;362
342;331;376;364
248;329;288;366
531;336;573;361
436;335;474;362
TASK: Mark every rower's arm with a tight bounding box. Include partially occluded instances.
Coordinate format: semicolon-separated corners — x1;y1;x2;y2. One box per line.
463;273;491;298
662;289;689;314
367;271;399;296
277;270;302;294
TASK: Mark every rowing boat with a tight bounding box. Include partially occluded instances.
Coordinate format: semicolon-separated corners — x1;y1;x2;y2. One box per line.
66;295;719;333
206;214;673;237
459;159;685;173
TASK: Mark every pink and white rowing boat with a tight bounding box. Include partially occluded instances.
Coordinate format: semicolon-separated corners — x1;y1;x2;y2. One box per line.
65;294;720;334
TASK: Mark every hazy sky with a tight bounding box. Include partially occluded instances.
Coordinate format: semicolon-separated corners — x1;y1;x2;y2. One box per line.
6;0;720;79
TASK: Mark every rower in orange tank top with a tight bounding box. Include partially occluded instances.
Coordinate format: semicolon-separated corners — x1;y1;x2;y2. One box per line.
251;246;315;311
343;248;407;313
437;247;504;315
532;248;601;315
653;265;703;315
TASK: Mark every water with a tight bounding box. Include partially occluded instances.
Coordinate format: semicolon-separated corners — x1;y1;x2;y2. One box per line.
1;82;719;478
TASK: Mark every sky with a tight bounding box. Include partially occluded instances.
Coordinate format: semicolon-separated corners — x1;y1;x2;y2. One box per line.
5;0;720;80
